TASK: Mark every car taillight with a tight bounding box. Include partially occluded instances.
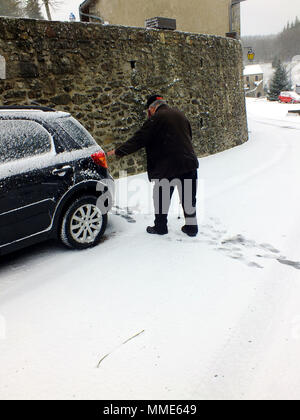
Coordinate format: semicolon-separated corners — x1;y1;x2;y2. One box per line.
91;151;108;169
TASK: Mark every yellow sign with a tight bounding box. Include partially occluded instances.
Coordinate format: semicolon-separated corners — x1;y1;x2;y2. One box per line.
248;49;255;61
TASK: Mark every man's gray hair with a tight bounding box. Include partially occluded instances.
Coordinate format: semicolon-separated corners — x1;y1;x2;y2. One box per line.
149;99;167;110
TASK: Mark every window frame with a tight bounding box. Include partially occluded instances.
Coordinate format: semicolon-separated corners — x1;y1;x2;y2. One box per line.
56;117;97;150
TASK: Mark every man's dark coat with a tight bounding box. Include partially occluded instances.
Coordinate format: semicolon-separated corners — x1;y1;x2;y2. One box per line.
115;105;199;180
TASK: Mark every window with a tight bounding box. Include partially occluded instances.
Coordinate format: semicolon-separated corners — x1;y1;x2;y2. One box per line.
255;75;259;81
0;120;52;164
57;117;96;149
246;76;250;82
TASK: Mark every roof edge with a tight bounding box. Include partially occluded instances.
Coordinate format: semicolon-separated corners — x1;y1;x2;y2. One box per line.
79;0;93;12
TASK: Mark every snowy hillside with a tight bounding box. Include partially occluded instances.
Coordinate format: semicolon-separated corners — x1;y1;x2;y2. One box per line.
0;98;300;400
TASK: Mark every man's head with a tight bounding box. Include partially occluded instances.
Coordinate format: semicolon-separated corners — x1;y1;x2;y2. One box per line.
146;94;167;118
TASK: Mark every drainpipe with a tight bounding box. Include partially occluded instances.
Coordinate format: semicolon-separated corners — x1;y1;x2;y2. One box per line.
229;0;246;34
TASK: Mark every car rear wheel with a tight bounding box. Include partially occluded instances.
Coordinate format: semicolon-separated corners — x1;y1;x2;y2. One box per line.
60;195;107;249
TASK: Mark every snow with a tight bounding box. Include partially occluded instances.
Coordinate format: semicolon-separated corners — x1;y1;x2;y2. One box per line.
0;114;102;178
243;64;263;76
0;110;70;121
0;119;53;159
245;79;263;95
1;98;300;400
246;97;300;122
0;144;101;179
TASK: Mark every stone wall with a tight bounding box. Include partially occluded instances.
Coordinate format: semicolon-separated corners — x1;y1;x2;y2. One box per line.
0;17;248;178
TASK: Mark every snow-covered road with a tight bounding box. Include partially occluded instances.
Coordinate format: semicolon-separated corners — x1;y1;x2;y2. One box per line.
1;98;300;400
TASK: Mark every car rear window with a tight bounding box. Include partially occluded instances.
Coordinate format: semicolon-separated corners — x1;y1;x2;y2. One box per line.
57;117;96;149
0;120;52;163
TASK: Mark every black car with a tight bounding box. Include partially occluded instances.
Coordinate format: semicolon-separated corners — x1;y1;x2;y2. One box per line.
0;106;114;256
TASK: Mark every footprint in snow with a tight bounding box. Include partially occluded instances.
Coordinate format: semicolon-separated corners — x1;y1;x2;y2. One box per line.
277;259;300;270
259;243;280;254
111;206;137;223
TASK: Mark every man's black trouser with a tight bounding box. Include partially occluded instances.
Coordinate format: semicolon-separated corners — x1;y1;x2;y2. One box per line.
152;170;198;233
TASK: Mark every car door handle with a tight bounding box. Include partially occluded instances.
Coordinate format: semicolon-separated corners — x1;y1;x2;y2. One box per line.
52;166;72;176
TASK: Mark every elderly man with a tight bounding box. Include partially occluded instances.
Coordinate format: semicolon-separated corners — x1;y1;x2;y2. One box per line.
107;95;199;237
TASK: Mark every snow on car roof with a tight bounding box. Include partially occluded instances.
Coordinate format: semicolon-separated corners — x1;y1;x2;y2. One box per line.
0;110;70;121
243;65;264;76
280;91;300;98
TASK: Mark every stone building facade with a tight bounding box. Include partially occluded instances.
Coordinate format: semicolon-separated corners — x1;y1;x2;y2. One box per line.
0;18;247;178
243;65;264;98
80;0;242;37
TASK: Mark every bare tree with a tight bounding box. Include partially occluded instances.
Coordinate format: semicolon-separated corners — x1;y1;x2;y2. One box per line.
41;0;61;21
43;0;51;20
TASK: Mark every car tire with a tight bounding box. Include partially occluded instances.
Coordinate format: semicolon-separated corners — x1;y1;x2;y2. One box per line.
60;195;108;250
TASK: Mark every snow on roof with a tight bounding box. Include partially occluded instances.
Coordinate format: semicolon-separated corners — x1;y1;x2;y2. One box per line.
243;65;264;76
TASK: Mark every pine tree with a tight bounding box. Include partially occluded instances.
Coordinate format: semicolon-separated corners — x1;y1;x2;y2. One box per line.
25;0;44;19
0;0;22;17
268;60;291;99
272;56;280;69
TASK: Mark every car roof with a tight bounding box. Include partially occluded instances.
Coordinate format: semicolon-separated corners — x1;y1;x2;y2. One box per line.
0;109;70;122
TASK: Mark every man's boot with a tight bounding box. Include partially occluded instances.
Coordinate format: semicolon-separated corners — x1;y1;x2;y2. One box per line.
147;226;168;235
181;225;198;237
147;214;168;235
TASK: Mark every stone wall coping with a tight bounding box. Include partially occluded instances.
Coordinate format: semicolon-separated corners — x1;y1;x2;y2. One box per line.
0;16;240;44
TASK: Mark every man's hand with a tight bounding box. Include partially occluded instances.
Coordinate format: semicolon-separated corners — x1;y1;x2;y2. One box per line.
107;149;116;157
